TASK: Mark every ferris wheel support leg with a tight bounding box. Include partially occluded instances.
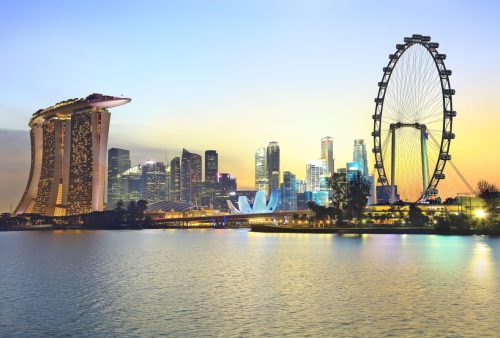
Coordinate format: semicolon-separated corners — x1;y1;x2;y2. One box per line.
420;129;429;199
390;128;396;203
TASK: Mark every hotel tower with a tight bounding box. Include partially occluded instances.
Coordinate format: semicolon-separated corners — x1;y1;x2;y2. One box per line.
15;94;131;216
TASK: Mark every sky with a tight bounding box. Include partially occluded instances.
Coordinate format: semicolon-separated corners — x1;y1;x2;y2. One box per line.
1;0;499;211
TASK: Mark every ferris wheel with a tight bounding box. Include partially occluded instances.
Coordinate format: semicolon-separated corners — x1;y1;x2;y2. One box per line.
372;34;456;203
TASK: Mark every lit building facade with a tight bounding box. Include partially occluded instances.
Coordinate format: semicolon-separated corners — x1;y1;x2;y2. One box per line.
281;171;297;211
266;141;280;193
15;94;130;216
107;148;130;207
255;147;268;195
181;149;202;204
118;164;143;203
142;161;167;203
204;150;218;183
321;136;334;176
169;157;181;201
306;159;327;192
353;139;368;177
346;161;362;182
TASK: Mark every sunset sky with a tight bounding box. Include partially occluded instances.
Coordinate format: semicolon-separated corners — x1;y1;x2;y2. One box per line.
1;0;499;211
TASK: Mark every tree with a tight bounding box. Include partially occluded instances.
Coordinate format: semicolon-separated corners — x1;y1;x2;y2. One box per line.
346;172;371;221
408;204;428;226
115;200;125;211
136;199;149;219
329;172;348;225
477;180;499;213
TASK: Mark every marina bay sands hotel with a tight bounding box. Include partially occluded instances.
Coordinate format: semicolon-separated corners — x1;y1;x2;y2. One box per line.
15;94;131;216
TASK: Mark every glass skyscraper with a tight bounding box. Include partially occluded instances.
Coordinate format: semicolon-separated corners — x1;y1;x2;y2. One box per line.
266;141;280;193
321;136;334;176
353;139;368;177
169;157;181;201
181;149;202;204
204;150;218;183
141;161;167;204
306;159;327;192
107;148;131;207
255;147;268;195
281;171;297;211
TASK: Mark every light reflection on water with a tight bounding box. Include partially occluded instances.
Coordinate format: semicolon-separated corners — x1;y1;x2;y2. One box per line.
0;230;498;336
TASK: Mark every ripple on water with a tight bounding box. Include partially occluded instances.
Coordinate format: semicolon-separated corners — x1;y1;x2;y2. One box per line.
0;230;499;337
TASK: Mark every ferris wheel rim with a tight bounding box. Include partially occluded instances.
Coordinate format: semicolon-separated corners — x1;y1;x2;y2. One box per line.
372;34;456;202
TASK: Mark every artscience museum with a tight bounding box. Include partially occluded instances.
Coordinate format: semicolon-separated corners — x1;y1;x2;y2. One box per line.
227;190;280;214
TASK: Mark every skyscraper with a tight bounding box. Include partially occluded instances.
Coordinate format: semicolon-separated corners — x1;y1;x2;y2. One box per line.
306;159;327;192
218;173;237;196
346;161;362;182
107;148;130;207
118;164;143;203
15;94;130;216
169;157;181;201
266;141;280;193
321;136;334;176
181;149;202;204
353;139;368;177
255;147;268;195
142;161;167;203
204;150;218;183
281;171;297;211
165;162;170;200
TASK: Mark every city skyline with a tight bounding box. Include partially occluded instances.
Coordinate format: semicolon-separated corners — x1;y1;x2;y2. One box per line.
1;1;500;211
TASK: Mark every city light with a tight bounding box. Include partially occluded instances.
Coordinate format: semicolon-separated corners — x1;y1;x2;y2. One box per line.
475;209;487;219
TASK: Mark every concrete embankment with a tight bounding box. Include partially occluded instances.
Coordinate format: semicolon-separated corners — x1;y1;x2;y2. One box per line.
250;224;437;235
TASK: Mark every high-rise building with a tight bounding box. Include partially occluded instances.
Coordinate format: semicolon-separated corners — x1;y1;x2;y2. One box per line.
353;139;368;177
255;147;268;195
266;141;280;193
142;161;166;203
169;157;181;201
15;94;130;216
367;174;376;205
281;171;297;211
346;161;362;181
218;173;237;196
205;150;218;183
181;149;202;204
165;162;171;200
118;164;143;203
321;136;334;176
107;148;130;207
306;159;327;192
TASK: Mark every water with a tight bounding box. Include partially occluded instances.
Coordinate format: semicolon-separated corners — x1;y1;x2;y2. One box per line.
0;230;498;337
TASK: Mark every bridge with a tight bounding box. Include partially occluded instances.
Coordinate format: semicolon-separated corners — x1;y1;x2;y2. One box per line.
151;210;313;228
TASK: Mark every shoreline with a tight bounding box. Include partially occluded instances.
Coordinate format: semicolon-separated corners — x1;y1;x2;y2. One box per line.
0;224;484;236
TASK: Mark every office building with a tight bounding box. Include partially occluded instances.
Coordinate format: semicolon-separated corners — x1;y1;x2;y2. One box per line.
367;174;376;205
118;164;143;203
353;139;368;177
107;148;131;207
281;171;297;211
321;136;334;176
142;161;167;203
169;157;181;201
266;141;280;192
255;147;268;195
347;161;362;182
181;149;202;204
306;159;327;192
15;94;130;216
205;150;218;183
219;173;237;196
